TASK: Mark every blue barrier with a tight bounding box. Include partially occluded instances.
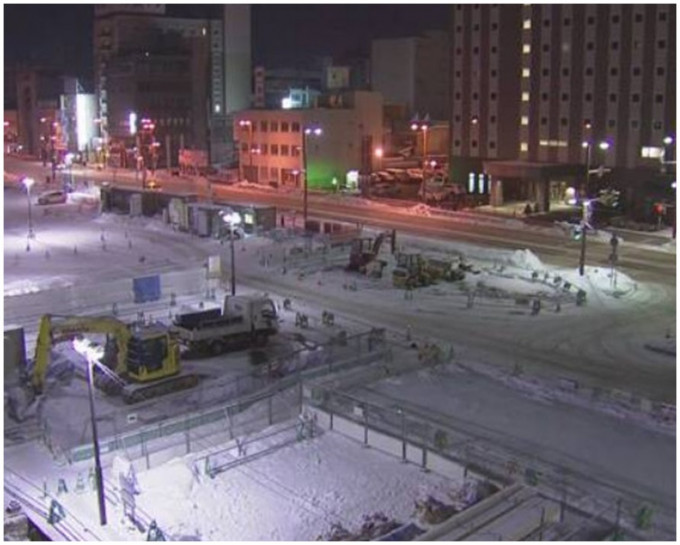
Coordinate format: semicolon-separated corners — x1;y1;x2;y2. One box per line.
133;275;161;303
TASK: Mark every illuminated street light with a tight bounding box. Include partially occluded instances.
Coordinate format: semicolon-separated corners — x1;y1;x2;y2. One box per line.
302;124;323;231
22;177;35;239
579;140;611;276
220;210;241;296
410;114;431;172
664;136;674;146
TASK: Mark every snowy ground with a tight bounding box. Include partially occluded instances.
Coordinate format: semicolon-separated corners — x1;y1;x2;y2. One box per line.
3;177;676;540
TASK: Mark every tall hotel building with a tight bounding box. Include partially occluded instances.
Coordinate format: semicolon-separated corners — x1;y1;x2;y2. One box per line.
450;5;676;208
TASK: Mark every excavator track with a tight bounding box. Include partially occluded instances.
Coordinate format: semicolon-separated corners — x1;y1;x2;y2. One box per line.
122;373;200;404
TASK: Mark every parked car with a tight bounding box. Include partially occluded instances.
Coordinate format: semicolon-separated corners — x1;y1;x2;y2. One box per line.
37;190;68;205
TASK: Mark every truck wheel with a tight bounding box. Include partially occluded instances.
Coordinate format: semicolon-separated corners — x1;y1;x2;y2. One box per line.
210;340;224;356
255;332;269;347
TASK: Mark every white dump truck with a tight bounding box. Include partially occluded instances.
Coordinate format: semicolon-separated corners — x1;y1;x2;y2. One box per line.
171;295;278;355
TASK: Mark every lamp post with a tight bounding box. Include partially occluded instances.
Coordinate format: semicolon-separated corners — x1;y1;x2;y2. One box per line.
85;358;107;526
579;140;610;276
22;177;35;239
220;211;240;296
238;120;253;181
410;114;431;171
374;147;384;171
302;125;322;231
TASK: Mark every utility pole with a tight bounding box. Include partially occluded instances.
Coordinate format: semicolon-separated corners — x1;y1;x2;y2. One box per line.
86;361;107;526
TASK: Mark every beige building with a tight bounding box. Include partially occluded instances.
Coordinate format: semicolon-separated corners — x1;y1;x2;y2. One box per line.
234;91;383;191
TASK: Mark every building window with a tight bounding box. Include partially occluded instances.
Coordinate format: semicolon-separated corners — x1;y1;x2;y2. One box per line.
632;67;641;76
261;144;268;155
631;120;639;129
292;122;300;132
522;68;530;78
260;121;268;132
490;92;497;101
656;67;665;76
521;116;529;126
491;22;498;30
564;18;571;26
491;69;498;77
610;68;618;76
586;42;594;51
541;44;550;53
541;92;549;101
456;48;462;55
292;146;300;157
632;94;640;103
455;92;461;100
562;68;570;77
611;41;619;50
471;140;478;148
561;93;569;101
542;68;549;77
473;24;479;31
490;46;497;54
655;94;664;103
609;93;617;102
612;14;620;23
270;167;278;180
635;13;643;23
270;121;279;132
489;141;496;149
281;122;289;132
522;92;530;101
585;67;594;76
653;121;662;130
260;166;268;178
523;19;531;29
587;16;595;25
658;40;666;49
281;144;289;156
473;47;479;55
271;144;279;155
520;142;529;152
659;11;667;21
585;92;592;102
455;70;461;77
523;44;531;54
543;19;550;27
454;139;461;147
541;117;548;126
241;143;248;152
472;92;479;100
454;115;461;122
490;116;497;124
456;25;462;32
608;119;616;128
561;118;568;126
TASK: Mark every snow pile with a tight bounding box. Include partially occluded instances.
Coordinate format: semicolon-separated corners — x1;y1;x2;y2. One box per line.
407;203;432;217
507;249;544;271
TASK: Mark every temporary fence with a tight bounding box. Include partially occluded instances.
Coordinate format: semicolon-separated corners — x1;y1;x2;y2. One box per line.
47;329;390;469
305;385;676;541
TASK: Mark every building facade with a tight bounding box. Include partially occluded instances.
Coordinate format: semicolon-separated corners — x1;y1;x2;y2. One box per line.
450;4;676;205
234;91;383;190
371;30;451;121
93;4;250;168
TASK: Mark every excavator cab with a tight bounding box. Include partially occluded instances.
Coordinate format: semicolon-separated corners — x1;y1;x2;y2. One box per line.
125;325;180;383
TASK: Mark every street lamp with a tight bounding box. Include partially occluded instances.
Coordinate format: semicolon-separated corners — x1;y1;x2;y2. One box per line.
374;147;384;171
410;114;431;171
72;339;107;526
22;177;35;239
238;120;253;181
302;125;322;231
579;140;610;276
220;210;241;296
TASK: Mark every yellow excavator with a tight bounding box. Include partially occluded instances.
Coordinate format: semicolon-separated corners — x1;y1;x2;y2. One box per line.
32;314;199;404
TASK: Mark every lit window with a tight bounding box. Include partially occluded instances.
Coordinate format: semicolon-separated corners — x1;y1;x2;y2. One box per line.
522;92;530;101
521;116;529;126
641;146;663;159
520;142;529;152
214;104;221;113
523;44;531;54
522;68;530;78
523;19;531;29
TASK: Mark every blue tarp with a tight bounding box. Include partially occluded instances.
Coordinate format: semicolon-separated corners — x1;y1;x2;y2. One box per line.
133;275;161;303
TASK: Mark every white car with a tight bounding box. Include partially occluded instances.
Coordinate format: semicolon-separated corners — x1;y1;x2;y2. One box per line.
37;190;68;205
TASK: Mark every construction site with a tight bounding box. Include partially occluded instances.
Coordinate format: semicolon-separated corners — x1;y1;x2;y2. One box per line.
3;183;676;540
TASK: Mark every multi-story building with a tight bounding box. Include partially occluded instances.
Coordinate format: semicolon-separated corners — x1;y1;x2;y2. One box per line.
371;31;451;122
93;4;250;167
234;91;383;191
450;4;676;211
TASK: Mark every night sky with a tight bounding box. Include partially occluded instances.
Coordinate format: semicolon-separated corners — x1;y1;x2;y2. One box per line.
4;4;450;79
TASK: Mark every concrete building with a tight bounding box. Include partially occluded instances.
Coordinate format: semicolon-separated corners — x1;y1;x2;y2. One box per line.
450;4;676;211
58;78;97;156
93;4;251;168
371;31;451;121
234;91;383;191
